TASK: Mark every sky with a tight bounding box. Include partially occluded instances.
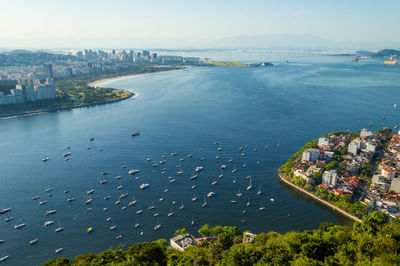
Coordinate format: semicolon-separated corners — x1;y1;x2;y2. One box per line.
0;0;399;49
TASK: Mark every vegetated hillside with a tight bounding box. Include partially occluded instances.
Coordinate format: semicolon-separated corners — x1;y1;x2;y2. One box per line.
0;50;77;66
44;211;400;265
374;49;400;57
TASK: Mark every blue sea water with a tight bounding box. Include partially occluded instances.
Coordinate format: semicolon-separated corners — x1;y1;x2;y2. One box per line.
0;52;399;265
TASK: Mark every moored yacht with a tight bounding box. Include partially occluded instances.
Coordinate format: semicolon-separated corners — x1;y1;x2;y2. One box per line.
29;239;39;245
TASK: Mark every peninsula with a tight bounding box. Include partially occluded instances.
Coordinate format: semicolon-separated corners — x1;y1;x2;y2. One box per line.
279;127;400;221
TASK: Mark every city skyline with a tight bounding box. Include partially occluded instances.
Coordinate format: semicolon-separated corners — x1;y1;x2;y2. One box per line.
1;0;400;49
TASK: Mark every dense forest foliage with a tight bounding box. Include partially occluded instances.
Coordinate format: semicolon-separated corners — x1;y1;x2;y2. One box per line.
44;211;400;265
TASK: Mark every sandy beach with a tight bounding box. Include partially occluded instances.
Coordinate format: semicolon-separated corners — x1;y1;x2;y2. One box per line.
88;68;183;88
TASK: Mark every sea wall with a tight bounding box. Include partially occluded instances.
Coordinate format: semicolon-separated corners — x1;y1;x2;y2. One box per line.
278;172;362;223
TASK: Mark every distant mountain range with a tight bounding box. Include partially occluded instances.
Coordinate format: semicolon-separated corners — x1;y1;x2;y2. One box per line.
356;49;400;57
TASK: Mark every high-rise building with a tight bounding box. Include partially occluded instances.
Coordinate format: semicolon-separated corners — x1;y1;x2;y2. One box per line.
43;64;53;78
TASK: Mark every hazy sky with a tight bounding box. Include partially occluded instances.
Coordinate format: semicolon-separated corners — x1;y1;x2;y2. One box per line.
1;0;399;49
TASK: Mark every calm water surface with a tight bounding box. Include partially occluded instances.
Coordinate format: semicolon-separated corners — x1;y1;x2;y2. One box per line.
0;53;399;265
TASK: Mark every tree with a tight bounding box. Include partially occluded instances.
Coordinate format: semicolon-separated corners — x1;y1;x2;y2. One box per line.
175;228;189;236
198;224;211;237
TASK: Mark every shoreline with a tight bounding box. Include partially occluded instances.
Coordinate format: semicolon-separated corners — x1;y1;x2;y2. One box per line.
278;172;362;223
88;68;183;88
0;92;134;119
0;67;182;119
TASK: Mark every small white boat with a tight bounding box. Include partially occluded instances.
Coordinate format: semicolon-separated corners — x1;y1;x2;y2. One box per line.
232;169;237;173
202;196;207;208
146;157;152;161
180;201;184;210
66;198;75;202
140;183;149;189
45;188;52;193
115;200;121;205
195;166;203;172
164;188;169;193
63;152;71;157
42;157;49;162
120;193;128;199
257;186;262;195
211;180;217;186
128;169;140;175
171;152;177;156
167;206;174;216
136;209;143;214
115;176;122;179
154;213;159;217
116;235;122;240
43;220;54;227
259;206;266;211
219;174;223;179
103;208;108;211
221;165;226;169
55;248;63;254
110;226;117;230
233;177;237;184
32;195;40;200
14;223;26;229
87;189;95;195
104;195;111;200
246;199;250;206
0;240;4;244
217;147;223;151
45;210;56;215
191;217;195;226
236;190;243;197
85;199;93;205
4;217;14;222
140;231;144;236
159;160;166;164
200;157;205;161
29;239;39;245
159;197;164;202
241;153;245;156
216;156;220;159
0;256;9;262
100;180;108;184
39;201;47;205
207;192;215;198
190;175;198;180
246;177;253;191
230;200;238;204
270;198;275;202
55;227;64;233
169;179;176;183
121;206;127;210
117;185;123;190
192;195;197;202
106;217;111;222
128;200;137;206
134;222;140;228
154;224;161;231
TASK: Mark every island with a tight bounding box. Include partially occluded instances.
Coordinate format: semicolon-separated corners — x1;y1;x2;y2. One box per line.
279;127;400;222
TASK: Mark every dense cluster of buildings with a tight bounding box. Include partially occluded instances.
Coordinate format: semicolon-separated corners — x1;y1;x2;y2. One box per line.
365;132;400;217
0;49;201;106
291;128;400;218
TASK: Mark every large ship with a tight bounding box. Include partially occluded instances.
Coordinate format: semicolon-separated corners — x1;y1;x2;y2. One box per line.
384;56;398;65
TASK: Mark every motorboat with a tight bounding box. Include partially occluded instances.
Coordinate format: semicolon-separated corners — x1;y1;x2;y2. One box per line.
190;175;198;180
140;183;149;189
131;132;140;137
43;221;54;227
195;166;203;172
45;210;56;215
55;248;64;254
14;223;26;229
39;201;47;205
85;199;93;204
128;169;140;175
29;239;39;245
207;192;215;198
87;189;95;195
100;180;108;184
110;226;117;230
32;196;40;200
87;227;93;233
